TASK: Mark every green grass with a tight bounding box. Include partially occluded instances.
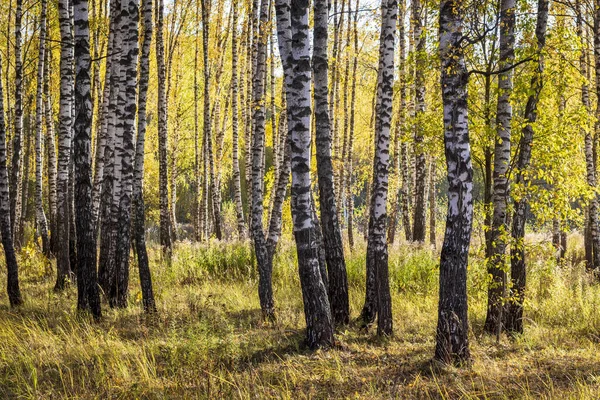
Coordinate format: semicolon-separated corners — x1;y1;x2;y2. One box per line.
1;235;600;398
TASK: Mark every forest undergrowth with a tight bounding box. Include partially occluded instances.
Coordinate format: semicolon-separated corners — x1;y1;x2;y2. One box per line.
1;233;600;399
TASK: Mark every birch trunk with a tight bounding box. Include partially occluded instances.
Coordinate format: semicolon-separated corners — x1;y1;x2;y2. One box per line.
347;0;359;249
34;0;51;257
505;0;549;334
156;0;172;254
313;0;350;327
55;0;74;290
193;0;201;241
251;0;275;320
113;0;140;308
232;1;247;239
484;0;516;336
0;56;22;307
435;0;472;364
202;0;223;240
73;0;102;318
45;47;58;255
133;0;156;313
387;0;406;244
276;0;334;348
411;0;426;242
10;0;24;238
360;0;396;336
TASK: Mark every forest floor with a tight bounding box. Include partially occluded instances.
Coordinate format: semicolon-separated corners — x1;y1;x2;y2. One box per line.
1;234;600;399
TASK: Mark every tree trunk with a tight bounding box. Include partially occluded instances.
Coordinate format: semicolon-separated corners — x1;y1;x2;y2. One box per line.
434;0;472;365
202;0;223;241
34;0;51;257
232;2;246;240
428;160;436;247
505;0;549;335
10;0;24;240
55;0;74;291
276;0;334;349
112;0;140;308
387;0;406;245
193;0;201;241
73;0;102;318
156;0;172;255
0;55;22;307
313;0;350;327
45;47;58;256
411;0;426;242
266;93;290;256
251;0;275;320
360;0;396;336
347;0;359;249
133;0;156;313
484;0;516;336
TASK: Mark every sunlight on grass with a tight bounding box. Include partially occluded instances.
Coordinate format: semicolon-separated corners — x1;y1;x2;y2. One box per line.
0;234;599;398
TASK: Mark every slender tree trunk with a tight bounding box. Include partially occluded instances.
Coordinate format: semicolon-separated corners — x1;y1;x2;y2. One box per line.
193;0;201;241
156;0;172;255
18;114;31;247
73;0;102;318
111;0;140;308
428;160;436;247
201;0;223;241
91;21;112;229
411;0;426;242
592;0;600;269
387;0;406;245
484;0;516;336
347;0;359;249
10;0;24;240
232;1;246;239
34;0;51;257
55;0;74;291
133;0;156;313
360;0;396;336
266;93;290;256
0;56;22;307
276;0;334;349
45;47;58;256
313;0;350;327
250;0;275;320
434;0;472;365
98;0;120;294
505;0;549;334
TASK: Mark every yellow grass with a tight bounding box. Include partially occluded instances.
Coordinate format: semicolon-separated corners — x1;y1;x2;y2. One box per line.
0;234;599;399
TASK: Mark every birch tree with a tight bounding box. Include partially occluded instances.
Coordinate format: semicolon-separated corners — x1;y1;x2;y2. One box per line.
156;0;172;255
55;0;75;290
113;0;140;308
45;47;58;255
251;0;275;320
34;0;51;257
133;0;157;313
0;56;22;307
411;0;426;242
10;0;24;240
505;0;549;334
313;0;350;327
232;0;246;239
275;0;334;348
435;0;472;365
360;0;397;335
484;0;516;336
73;0;102;318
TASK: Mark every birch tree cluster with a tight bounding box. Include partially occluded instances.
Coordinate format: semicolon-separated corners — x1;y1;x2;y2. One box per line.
0;0;599;365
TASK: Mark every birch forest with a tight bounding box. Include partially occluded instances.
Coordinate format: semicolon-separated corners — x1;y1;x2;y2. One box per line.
5;0;600;397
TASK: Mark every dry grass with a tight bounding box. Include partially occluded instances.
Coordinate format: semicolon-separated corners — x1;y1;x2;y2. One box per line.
0;234;599;399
